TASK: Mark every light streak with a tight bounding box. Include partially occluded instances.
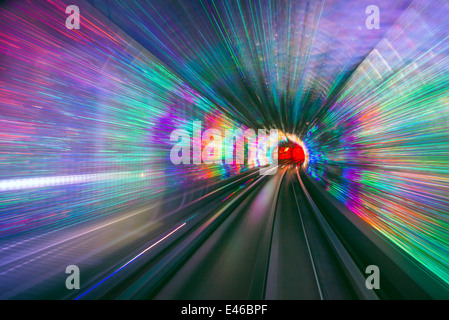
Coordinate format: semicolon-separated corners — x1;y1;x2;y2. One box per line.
75;222;186;300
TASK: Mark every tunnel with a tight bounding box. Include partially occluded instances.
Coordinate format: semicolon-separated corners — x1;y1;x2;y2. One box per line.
0;0;449;302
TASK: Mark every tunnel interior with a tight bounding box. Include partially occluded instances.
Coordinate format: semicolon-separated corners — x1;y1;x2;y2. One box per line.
0;0;448;300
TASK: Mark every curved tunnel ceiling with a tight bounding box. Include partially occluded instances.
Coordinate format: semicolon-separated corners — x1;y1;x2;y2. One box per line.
0;0;449;299
88;0;412;132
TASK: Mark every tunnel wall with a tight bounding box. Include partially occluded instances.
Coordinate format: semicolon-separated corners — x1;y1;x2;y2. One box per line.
304;0;449;288
0;0;262;238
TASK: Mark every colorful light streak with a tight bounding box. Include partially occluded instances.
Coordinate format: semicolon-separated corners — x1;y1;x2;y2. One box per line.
222;178;254;202
0;0;448;294
75;222;186;300
305;0;449;286
0;0;258;238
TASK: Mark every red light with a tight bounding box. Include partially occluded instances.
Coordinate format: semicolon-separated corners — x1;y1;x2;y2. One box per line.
278;144;305;164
